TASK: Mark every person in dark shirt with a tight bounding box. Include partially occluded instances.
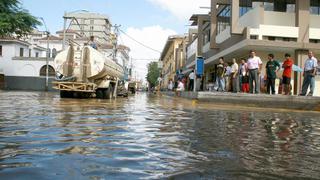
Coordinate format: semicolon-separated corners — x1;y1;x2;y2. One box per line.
265;53;280;95
216;57;225;92
88;36;98;50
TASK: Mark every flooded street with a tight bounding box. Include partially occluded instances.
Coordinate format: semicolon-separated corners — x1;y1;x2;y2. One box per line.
0;91;320;179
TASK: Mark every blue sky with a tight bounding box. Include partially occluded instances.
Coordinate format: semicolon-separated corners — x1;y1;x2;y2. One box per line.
22;0;189;34
21;0;210;80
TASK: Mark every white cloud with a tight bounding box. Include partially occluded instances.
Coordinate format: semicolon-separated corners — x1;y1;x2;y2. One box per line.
120;25;177;82
147;0;210;21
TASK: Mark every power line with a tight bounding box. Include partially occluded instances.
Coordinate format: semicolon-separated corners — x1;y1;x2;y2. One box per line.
119;29;162;54
131;58;159;61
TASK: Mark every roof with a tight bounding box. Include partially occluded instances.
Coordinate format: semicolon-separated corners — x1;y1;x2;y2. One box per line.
33;45;47;51
39;35;62;41
160;35;186;61
117;44;130;51
189;14;210;26
0;37;31;46
64;10;111;23
56;29;80;35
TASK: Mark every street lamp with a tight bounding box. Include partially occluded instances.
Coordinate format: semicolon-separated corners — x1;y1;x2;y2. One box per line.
39;17;50;91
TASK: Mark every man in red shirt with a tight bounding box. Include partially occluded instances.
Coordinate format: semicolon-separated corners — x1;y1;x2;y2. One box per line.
282;53;293;95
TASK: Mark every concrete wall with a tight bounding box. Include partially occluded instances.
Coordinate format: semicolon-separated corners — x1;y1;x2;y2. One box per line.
4;76;56;91
239;6;262;29
238;7;320;40
216;26;231;44
310;15;320;28
1;58;54;77
264;11;295;26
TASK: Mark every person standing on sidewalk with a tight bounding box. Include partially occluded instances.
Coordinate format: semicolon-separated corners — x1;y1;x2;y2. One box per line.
265;54;280;95
282;53;294;95
231;58;239;93
300;51;318;96
240;58;249;93
216;57;226;92
188;70;195;91
247;50;263;94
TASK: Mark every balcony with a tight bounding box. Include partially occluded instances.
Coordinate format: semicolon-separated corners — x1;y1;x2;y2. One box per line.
237;6;320;40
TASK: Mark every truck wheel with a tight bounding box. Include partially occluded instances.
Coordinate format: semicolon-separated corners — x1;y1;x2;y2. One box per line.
60;91;73;98
105;86;113;99
96;89;104;99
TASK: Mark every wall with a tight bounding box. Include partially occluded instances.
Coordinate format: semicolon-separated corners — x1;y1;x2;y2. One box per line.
14;44;29;57
4;76;56;91
310;15;320;28
216;27;231;44
264;11;295;26
238;6;262;29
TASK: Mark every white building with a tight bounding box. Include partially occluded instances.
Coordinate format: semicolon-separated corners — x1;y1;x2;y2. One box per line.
0;38;55;90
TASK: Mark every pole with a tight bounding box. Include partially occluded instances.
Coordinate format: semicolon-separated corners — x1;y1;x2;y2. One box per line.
40;17;50;91
45;31;49;91
194;56;197;92
62;12;67;50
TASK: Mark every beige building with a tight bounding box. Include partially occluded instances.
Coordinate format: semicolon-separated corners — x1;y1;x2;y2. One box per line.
63;10;112;44
160;35;187;89
186;0;320;96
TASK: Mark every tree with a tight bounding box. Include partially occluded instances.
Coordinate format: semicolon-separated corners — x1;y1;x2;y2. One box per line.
146;61;160;88
0;0;41;38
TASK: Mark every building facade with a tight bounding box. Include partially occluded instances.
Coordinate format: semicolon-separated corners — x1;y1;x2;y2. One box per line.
63;10;112;45
160;35;187;89
0;38;55;90
187;0;320;96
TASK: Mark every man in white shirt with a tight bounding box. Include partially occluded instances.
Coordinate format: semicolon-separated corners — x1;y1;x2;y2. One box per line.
247;50;263;94
188;70;195;91
231;58;239;93
300;51;318;96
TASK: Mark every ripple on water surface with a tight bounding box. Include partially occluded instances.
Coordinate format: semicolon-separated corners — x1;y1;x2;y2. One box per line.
0;91;319;179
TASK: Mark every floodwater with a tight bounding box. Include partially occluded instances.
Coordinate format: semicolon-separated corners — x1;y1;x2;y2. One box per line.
0;91;320;180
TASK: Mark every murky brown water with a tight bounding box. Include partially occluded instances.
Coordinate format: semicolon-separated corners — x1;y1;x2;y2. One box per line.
0;91;320;180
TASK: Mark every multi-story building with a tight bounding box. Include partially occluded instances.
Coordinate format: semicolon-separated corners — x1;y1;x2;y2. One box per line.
160;35;187;89
117;45;131;81
63;10;112;45
187;0;320;95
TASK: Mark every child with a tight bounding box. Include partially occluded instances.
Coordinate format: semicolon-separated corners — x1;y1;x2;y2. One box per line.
241;74;249;93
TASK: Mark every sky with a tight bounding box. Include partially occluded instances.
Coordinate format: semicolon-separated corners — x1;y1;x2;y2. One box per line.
22;0;210;81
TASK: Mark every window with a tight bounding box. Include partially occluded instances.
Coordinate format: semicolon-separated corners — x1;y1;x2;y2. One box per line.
29;49;31;57
39;65;55;76
52;48;57;58
240;0;252;16
35;52;39;57
90;19;94;24
311;0;320;15
217;5;231;34
0;45;2;56
19;48;24;57
262;1;296;13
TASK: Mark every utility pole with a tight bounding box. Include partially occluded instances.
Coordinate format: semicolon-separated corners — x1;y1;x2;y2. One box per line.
112;24;121;61
39;17;50;91
46;31;50;91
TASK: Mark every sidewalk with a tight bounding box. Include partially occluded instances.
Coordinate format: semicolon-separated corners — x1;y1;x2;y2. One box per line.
163;91;320;112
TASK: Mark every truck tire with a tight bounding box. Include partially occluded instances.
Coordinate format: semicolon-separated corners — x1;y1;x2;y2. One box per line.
60;91;73;98
96;89;104;99
105;86;113;99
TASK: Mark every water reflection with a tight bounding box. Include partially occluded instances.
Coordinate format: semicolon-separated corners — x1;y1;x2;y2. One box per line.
0;91;319;179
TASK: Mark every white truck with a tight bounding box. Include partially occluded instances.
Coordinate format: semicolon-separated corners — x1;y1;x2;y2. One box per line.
52;45;125;99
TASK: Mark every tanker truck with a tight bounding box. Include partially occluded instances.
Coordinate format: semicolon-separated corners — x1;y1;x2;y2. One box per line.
52;45;125;99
